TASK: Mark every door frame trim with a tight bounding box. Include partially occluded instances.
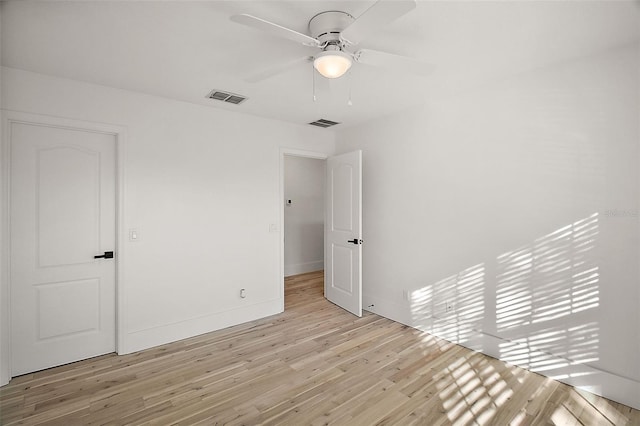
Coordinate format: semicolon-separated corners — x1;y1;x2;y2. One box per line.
279;148;328;311
1;110;127;385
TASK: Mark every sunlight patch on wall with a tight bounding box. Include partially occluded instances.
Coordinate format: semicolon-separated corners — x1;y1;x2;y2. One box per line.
496;213;599;332
499;322;600;372
409;212;602;391
409;264;485;345
496;213;600;372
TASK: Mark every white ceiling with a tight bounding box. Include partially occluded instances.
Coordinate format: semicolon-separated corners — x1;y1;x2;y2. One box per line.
2;1;639;129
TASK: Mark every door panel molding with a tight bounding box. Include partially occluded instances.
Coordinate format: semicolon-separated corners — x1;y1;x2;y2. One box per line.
1;110;127;385
325;150;362;317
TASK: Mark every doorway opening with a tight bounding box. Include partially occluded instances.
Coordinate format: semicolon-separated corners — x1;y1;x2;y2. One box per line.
279;149;362;316
280;150;328;311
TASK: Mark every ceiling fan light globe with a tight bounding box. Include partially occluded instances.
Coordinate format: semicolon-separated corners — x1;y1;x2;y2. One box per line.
313;51;352;79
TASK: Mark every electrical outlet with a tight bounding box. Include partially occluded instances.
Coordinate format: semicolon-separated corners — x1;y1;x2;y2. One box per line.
402;289;409;302
445;301;454;313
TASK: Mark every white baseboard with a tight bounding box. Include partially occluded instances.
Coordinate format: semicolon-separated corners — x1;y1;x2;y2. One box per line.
364;294;416;326
284;260;323;277
121;298;282;354
363;294;640;410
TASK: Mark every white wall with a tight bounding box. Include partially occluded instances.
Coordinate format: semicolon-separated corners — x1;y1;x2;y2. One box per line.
284;156;325;276
336;44;640;409
0;67;335;382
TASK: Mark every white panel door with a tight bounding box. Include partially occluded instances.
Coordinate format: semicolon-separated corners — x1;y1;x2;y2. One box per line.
325;150;362;316
10;122;116;376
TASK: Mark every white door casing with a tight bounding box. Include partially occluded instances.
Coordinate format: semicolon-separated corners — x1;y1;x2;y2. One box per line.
325;150;362;317
10;122;116;375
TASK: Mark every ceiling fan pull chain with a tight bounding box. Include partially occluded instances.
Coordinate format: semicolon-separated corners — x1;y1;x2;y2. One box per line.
312;61;317;102
348;70;353;106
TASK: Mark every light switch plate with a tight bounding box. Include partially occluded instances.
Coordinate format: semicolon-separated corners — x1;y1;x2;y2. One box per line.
129;229;139;242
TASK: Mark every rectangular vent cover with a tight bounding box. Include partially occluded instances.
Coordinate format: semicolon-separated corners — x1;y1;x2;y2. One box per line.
206;90;248;105
309;119;340;128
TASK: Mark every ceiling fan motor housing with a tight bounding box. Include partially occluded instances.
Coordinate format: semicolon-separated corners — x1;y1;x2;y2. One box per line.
308;11;355;46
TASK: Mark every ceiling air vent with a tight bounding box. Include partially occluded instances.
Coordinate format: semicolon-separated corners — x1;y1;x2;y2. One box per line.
309;119;340;128
206;89;248;105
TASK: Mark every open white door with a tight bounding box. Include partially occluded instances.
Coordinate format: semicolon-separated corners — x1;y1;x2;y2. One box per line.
325;150;362;317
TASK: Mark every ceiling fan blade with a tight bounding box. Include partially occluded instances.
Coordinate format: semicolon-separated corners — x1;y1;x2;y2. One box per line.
245;56;312;83
231;14;320;47
340;0;416;45
354;49;435;76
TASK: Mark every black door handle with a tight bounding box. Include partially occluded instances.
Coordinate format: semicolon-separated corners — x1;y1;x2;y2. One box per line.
94;251;114;259
347;239;363;245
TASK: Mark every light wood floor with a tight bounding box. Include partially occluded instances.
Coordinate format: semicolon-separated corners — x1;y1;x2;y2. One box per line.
1;271;639;425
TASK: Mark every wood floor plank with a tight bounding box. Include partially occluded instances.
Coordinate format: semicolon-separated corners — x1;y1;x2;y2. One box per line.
2;270;640;425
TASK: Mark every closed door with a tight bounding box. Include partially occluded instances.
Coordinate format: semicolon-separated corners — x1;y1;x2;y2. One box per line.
325;150;362;316
10;122;116;376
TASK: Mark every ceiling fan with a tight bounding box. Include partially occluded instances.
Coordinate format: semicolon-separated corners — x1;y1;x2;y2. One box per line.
230;0;434;82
